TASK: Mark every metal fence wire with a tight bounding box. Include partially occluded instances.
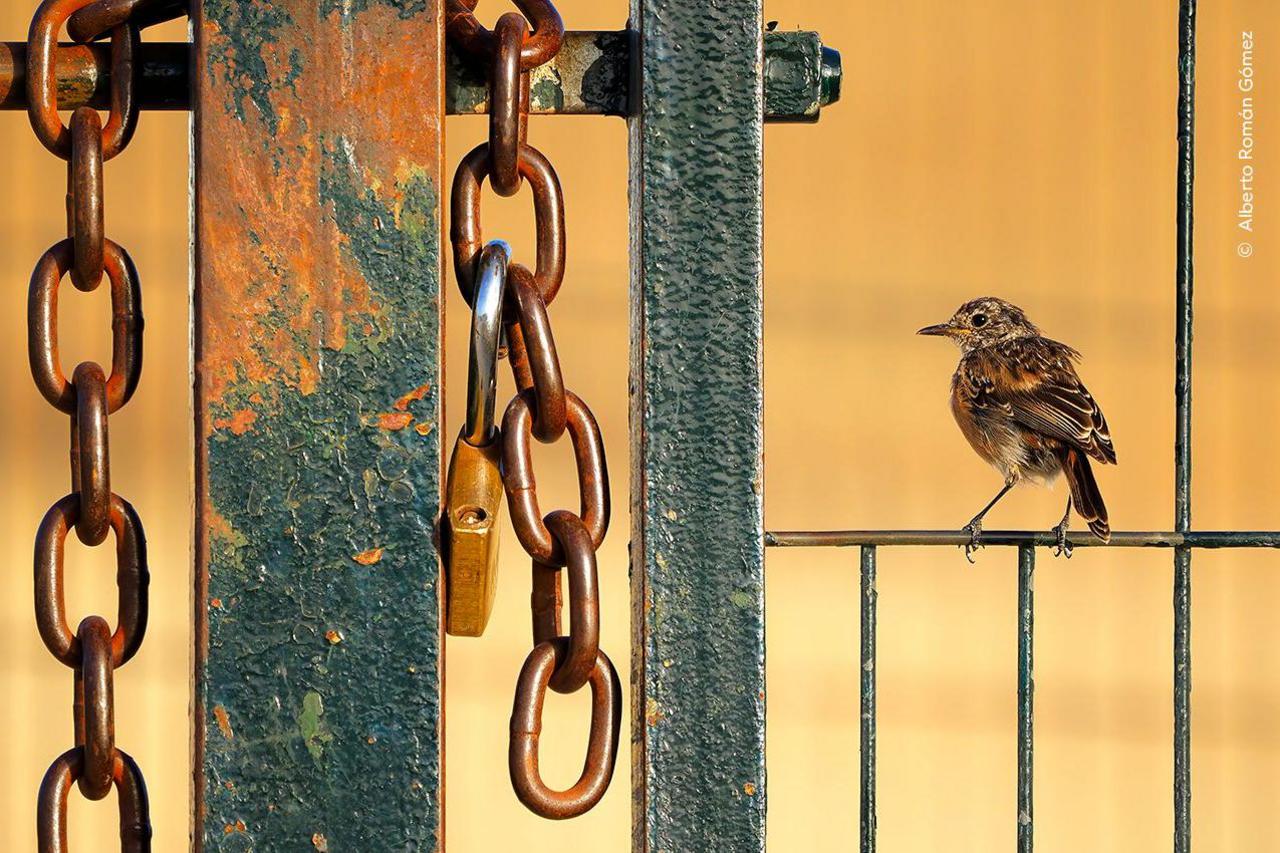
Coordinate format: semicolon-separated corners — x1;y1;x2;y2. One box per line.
765;2;1274;850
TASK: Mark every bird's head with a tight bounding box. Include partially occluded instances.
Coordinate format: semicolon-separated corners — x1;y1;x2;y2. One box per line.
917;297;1040;352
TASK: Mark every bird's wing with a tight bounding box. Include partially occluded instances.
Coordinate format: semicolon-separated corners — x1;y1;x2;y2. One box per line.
976;339;1117;464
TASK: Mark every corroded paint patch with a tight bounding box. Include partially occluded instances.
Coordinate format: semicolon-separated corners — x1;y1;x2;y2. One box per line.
213;705;234;740
394;382;432;411
376;411;415;431
194;0;444;848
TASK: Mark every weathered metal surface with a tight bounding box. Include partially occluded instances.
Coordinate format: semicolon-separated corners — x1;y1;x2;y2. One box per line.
860;546;877;853
765;530;1280;548
0;40;186;110
1017;546;1034;853
1174;2;1196;850
629;0;765;849
448;29;628;117
762;31;840;122
0;32;841;120
454;30;838;121
192;1;444;849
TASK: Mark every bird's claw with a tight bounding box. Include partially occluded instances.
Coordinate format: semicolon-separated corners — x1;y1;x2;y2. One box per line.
1052;523;1073;558
961;520;984;563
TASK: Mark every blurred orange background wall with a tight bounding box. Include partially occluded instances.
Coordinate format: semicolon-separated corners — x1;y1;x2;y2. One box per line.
2;1;1278;850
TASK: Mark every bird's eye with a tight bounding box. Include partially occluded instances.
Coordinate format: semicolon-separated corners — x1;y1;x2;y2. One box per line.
971;313;988;328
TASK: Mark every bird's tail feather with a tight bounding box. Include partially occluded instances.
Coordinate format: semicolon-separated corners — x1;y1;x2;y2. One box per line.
1058;446;1110;542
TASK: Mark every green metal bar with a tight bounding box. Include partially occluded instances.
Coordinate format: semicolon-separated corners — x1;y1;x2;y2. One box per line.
629;0;766;848
191;2;445;848
0;33;841;120
860;546;877;853
765;530;1280;548
449;30;839;121
1017;546;1034;852
1174;3;1196;849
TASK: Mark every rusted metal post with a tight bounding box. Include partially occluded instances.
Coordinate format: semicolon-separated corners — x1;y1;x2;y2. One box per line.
191;2;445;848
629;0;766;849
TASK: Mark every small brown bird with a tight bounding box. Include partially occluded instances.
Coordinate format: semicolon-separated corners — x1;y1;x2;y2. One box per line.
918;297;1115;557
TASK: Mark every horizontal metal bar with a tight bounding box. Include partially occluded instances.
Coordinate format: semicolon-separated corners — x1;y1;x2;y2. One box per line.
0;40;188;110
765;530;1280;548
0;32;842;120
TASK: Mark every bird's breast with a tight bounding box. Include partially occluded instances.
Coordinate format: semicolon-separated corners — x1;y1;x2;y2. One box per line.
950;379;1029;478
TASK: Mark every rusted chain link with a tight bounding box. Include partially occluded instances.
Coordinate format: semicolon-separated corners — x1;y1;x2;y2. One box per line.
74;616;116;799
506;264;565;441
509;641;621;820
446;0;564;69
446;0;620;820
489;13;529;196
28;238;143;415
70;361;112;546
502;390;608;565
37;748;151;852
67;107;104;289
451;141;565;305
68;0;186;42
26;0;164;846
532;511;601;694
27;0;139;158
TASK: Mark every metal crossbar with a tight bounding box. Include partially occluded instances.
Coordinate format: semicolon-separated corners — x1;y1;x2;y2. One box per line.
763;1;1242;849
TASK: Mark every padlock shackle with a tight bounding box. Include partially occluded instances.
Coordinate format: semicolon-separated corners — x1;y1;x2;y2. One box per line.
464;240;510;446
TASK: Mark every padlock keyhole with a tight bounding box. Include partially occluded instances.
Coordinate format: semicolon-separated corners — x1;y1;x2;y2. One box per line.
458;506;489;526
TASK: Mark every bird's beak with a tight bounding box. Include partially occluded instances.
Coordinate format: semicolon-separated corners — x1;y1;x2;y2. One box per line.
916;322;955;337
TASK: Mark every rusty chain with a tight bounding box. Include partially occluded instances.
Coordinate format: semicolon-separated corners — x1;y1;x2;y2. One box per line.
24;0;181;847
446;0;621;820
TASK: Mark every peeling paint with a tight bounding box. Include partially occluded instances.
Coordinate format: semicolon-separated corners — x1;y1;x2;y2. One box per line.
212;407;259;435
393;382;432;411
375;411;415;431
214;705;234;740
297;691;334;764
195;0;444;846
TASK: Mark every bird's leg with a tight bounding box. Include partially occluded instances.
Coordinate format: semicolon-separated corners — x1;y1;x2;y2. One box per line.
962;478;1016;562
1052;495;1073;558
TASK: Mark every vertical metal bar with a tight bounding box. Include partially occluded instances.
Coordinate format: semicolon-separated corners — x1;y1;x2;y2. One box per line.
629;0;766;849
191;3;445;848
860;546;877;853
1017;545;1035;852
1174;2;1196;850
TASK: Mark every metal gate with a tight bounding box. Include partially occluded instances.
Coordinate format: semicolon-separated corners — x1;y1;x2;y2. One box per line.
5;0;1269;850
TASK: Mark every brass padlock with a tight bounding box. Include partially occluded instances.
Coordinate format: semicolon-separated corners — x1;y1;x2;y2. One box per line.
444;433;504;636
444;239;510;637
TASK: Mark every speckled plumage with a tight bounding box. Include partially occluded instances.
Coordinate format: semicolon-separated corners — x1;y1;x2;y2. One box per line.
921;297;1115;544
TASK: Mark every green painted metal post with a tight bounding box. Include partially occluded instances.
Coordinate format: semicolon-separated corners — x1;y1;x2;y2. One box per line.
629;1;766;850
192;1;445;848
